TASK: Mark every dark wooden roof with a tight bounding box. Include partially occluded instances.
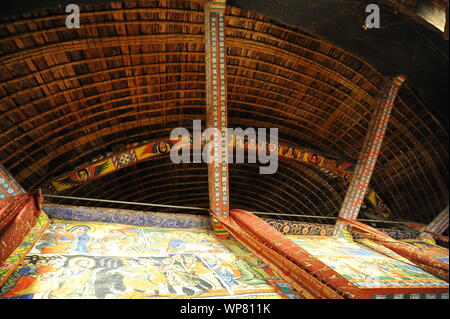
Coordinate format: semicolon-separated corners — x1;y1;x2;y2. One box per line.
0;0;448;224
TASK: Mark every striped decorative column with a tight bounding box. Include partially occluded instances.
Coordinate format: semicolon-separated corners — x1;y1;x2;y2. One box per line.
423;206;449;235
0;164;25;200
204;0;230;237
334;75;406;236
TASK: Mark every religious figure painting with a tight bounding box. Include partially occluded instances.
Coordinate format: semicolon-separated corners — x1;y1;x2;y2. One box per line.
289;236;448;289
0;220;283;299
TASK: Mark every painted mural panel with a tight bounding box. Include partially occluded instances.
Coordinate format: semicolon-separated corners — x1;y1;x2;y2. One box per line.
0;254;279;299
288;236;449;290
29;222;150;257
0;220;285;299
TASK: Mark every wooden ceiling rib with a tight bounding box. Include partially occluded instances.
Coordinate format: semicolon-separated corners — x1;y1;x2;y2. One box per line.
0;0;448;224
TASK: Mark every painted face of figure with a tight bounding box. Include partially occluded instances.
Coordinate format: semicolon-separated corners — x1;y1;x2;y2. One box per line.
70;226;89;235
343;173;351;182
285;148;293;157
77;169;89;182
49;257;66;267
159;143;168;153
35;259;46;267
77;259;92;268
310;154;319;164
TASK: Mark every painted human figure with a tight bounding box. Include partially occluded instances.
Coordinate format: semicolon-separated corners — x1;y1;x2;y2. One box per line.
158;142;169;153
77;169;89;182
0;257;46;298
50;256;96;298
283;147;294;158
38;225;91;254
121;259;163;297
4;256;67;299
202;255;241;287
216;262;241;286
308;153;321;165
162;255;206;296
69;225;91;254
183;255;222;291
138;259;170;295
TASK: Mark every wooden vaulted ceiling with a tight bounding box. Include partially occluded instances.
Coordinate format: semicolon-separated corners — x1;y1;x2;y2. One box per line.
0;0;448;224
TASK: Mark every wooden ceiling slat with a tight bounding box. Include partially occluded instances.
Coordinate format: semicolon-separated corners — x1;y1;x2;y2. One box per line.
0;0;447;224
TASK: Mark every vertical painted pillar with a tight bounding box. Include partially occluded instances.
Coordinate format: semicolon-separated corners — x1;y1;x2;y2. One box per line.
0;164;25;200
334;75;406;236
422;206;449;237
205;1;230;237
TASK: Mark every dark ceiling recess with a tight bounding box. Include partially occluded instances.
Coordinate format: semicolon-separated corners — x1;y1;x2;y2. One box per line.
0;0;448;225
227;0;449;123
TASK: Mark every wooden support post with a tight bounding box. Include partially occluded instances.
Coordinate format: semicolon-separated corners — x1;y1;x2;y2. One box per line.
420;206;449;241
205;1;230;237
334;75;406;236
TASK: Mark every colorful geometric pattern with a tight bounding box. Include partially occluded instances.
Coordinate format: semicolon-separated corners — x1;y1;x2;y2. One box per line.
0;164;24;200
42;204;419;240
43;203;211;229
211;217;230;239
265;218;419;239
270;140;355;175
209;0;227;12
265;219;335;236
425;206;449;235
205;0;229;218
47;134;395;223
0;219;297;299
46;128;395;219
112;150;137;169
50;138;181;192
372;293;449;299
334;76;406;235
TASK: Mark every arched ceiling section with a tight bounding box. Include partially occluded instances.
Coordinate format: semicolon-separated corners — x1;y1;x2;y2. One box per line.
0;0;448;224
1;0;448;120
227;0;449;121
50;154;348;224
